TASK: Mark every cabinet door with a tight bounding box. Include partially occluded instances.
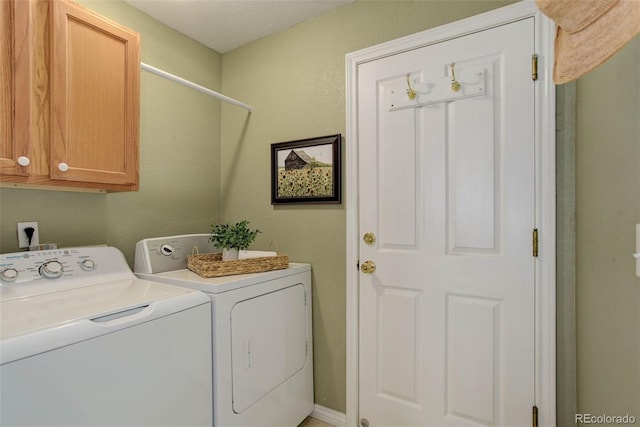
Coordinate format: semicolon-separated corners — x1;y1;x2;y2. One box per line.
50;0;139;187
0;0;22;176
1;0;50;180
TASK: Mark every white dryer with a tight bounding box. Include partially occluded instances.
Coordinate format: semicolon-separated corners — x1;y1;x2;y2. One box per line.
0;246;213;427
134;234;314;427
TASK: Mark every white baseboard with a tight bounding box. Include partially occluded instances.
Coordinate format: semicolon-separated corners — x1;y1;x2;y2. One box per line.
311;404;346;427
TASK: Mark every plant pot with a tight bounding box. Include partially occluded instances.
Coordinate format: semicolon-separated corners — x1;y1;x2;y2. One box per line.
222;248;239;261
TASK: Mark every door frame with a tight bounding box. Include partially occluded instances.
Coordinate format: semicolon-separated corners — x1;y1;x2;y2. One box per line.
345;2;557;426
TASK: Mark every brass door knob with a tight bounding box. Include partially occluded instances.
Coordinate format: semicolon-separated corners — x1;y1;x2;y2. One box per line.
363;232;376;245
361;260;376;274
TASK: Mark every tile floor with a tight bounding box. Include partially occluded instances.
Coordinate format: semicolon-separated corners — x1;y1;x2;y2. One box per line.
298;416;336;427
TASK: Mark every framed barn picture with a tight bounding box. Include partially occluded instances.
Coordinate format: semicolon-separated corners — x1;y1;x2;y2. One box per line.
271;134;342;204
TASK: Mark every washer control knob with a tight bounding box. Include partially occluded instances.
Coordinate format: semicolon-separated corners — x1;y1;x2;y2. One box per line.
1;268;19;282
40;261;64;279
80;259;95;271
160;244;174;256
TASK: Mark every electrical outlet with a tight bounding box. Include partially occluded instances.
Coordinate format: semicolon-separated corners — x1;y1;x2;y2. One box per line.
17;222;39;249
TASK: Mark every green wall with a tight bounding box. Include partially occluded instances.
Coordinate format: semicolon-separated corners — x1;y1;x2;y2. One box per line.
219;0;514;413
575;37;640;424
0;0;223;262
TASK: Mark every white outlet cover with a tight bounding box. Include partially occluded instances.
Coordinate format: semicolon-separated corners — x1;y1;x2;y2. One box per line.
17;222;39;248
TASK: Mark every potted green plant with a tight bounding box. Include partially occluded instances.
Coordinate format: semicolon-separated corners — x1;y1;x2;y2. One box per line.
210;220;261;261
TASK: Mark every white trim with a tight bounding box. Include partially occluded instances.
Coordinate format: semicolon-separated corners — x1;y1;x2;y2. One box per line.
344;22;361;427
310;404;347;427
345;1;556;426
534;10;558;427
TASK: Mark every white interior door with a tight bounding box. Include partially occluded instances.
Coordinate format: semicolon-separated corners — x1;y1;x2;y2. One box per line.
357;17;536;427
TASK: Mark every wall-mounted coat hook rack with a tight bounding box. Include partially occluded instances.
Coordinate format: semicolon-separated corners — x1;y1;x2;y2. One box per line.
388;66;487;111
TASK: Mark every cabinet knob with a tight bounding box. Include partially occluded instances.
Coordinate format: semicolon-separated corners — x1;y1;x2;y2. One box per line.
58;162;69;172
17;156;30;167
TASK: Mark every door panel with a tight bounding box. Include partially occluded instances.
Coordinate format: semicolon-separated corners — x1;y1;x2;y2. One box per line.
231;284;308;414
447;57;499;253
358;18;535;427
446;294;500;424
377;286;421;403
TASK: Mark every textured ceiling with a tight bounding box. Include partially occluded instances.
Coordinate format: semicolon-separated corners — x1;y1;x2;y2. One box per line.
123;0;354;53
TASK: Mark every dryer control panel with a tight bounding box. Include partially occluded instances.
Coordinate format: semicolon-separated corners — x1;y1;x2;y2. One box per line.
134;234;215;274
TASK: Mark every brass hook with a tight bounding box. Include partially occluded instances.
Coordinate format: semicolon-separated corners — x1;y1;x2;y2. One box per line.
406;74;417;100
450;63;461;92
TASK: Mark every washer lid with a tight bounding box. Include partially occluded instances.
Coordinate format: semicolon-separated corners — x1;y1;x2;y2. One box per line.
0;279;198;339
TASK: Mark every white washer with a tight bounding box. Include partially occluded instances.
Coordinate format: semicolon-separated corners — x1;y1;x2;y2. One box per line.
0;246;213;427
134;234;314;427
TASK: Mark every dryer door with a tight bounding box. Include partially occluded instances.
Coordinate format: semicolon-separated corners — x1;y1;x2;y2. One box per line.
231;283;308;413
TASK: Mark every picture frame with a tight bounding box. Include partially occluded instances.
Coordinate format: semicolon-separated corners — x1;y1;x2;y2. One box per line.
271;134;342;204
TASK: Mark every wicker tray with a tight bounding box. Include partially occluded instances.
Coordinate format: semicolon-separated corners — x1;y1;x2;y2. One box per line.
187;251;289;278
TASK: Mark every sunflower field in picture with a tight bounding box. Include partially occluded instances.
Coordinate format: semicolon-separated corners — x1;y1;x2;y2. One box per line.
277;165;333;198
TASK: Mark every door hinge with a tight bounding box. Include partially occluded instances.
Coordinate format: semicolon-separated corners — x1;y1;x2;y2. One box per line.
533;228;539;257
532;54;539;81
532;405;539;427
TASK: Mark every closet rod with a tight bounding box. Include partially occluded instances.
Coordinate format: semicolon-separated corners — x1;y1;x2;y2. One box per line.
141;62;253;112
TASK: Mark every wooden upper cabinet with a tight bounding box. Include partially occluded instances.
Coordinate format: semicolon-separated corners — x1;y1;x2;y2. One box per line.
2;0;50;179
0;0;31;177
50;0;140;189
0;0;140;192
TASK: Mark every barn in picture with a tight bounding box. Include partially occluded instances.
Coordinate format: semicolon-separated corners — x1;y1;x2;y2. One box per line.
284;150;314;170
